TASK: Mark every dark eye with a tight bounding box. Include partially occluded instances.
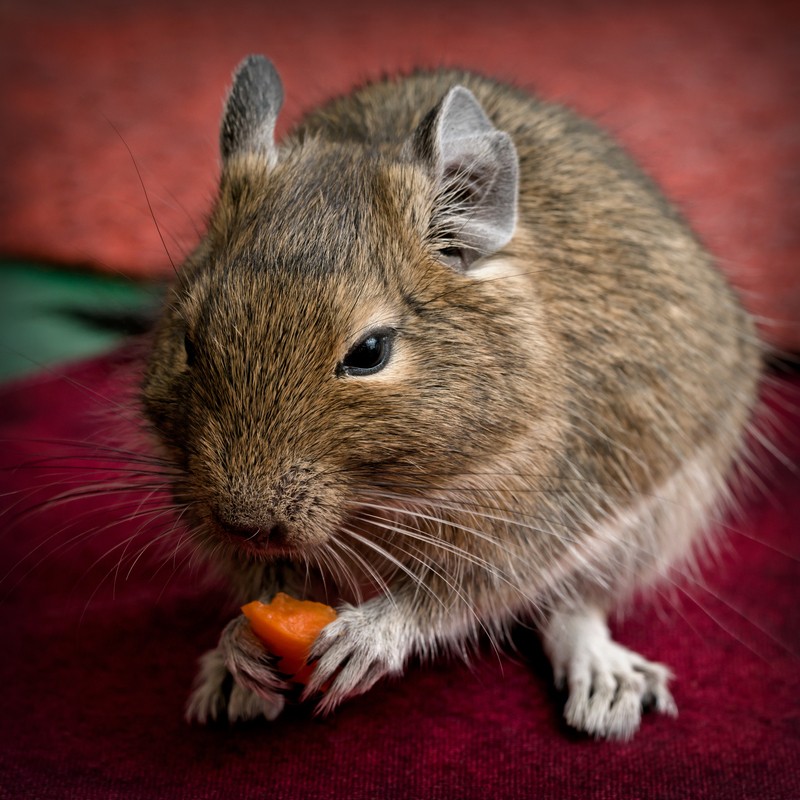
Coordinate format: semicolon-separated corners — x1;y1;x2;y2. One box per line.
339;330;394;376
183;331;197;367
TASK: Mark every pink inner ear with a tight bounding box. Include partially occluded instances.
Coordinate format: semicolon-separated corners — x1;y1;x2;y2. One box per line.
423;90;519;262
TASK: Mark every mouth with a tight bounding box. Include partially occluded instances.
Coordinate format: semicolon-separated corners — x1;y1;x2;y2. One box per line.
219;529;301;560
202;511;387;606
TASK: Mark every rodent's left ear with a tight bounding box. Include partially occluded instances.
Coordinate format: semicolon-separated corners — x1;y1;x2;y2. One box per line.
220;55;284;164
404;86;519;268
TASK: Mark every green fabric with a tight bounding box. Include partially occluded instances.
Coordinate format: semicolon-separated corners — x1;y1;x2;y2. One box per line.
0;261;156;382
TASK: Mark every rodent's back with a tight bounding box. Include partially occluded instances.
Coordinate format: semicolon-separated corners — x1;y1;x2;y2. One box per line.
294;69;761;513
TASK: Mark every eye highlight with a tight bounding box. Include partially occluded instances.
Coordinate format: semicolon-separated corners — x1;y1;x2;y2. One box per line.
338;329;395;377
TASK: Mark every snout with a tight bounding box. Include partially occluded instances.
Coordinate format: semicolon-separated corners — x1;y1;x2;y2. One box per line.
201;464;344;556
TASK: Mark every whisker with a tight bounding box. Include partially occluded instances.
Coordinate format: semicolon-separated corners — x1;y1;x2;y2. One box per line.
0;437;177;467
78;511;184;617
149;505;196;581
324;538;373;606
1;496;177;598
354;509;522;582
339;525;445;610
103;114;180;280
352;496;582;553
123;507;188;583
341;521;505;660
328;535;395;607
2;480;173;528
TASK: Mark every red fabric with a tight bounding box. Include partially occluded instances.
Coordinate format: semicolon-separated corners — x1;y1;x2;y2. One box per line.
0;351;798;798
0;0;799;348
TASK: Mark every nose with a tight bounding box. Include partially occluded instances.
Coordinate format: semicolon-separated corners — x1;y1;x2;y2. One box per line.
212;511;288;547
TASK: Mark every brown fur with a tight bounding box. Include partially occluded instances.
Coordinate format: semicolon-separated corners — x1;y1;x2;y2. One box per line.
142;63;762;737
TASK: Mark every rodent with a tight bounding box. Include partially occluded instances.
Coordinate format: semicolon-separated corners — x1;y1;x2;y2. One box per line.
141;55;763;739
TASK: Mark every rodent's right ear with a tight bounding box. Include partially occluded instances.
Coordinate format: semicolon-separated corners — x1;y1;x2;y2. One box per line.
403;86;519;269
220;55;284;164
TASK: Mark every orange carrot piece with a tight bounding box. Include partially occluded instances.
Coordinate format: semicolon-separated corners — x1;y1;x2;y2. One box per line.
241;593;337;684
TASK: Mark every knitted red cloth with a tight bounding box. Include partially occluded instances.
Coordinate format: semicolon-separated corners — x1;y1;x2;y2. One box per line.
0;355;797;800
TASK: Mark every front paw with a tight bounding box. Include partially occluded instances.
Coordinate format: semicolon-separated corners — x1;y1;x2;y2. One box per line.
302;602;407;714
185;616;289;724
219;615;288;699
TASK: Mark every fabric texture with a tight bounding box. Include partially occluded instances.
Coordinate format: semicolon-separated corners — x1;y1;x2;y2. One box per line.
0;0;799;797
0;350;797;799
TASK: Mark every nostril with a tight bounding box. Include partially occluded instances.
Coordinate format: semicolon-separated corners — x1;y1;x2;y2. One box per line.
219;520;263;541
212;510;289;546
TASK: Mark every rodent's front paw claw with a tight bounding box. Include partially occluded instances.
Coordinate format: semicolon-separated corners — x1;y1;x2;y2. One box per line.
544;609;677;741
228;680;285;722
185;646;286;724
185;648;230;724
220;614;288;700
302;605;404;714
186;616;289;725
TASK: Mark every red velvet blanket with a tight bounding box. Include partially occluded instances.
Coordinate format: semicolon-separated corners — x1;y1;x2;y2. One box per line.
0;348;798;798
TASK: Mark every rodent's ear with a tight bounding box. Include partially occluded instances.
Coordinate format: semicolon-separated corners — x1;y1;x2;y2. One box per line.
220;55;284;164
404;86;519;268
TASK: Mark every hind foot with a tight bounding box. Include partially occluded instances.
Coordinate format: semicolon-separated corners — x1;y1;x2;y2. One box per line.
542;607;677;741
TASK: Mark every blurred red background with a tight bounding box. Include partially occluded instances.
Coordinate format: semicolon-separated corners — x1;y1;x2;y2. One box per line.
1;0;798;349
